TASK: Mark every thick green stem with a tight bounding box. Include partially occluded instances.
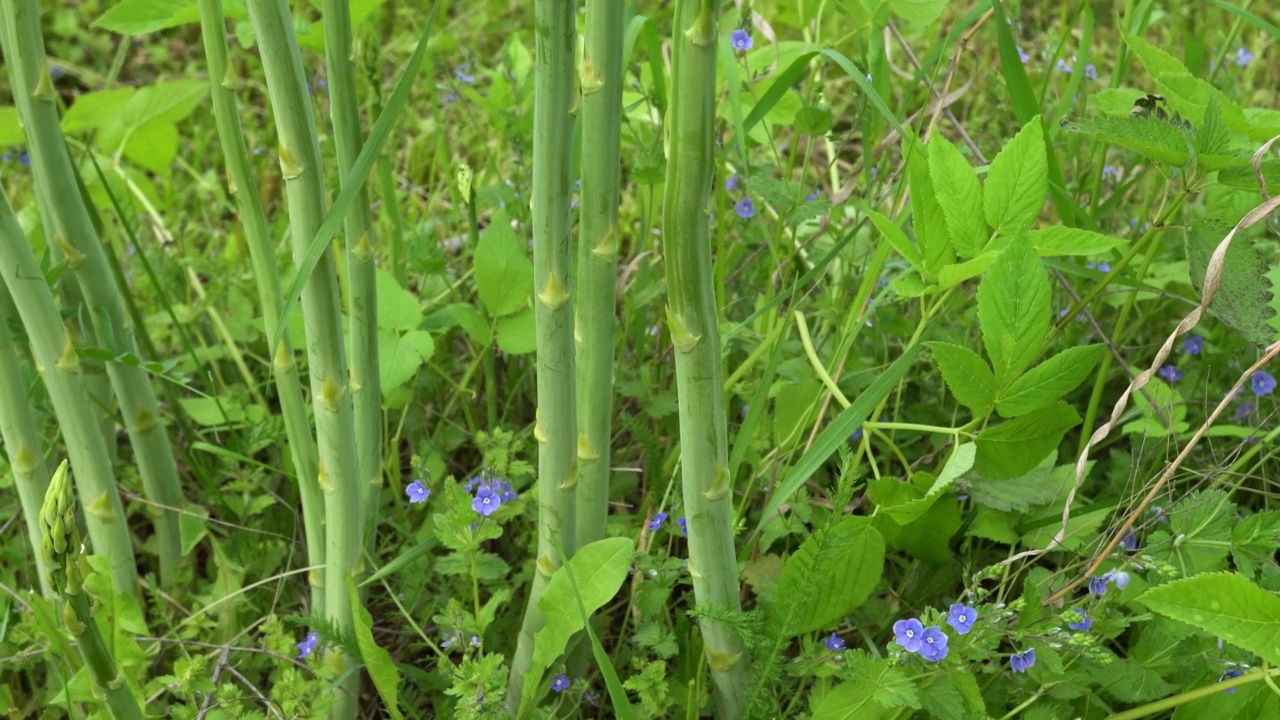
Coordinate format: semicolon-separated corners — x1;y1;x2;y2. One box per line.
574;0;625;551
1;0;184;589
509;0;578;705
322;0;383;554
0;191;137;596
195;0;325;615
662;1;752;716
246;1;363;713
0;290;55;599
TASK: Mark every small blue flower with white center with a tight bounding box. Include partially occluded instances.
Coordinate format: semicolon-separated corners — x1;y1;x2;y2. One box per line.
1119;529;1138;552
1010;648;1036;673
946;603;976;635
825;632;845;651
1236;47;1254;67
1183;336;1203;355
893;618;925;653
405;480;429;504
648;512;667;531
472;486;500;516
919;627;948;662
298;631;320;659
735;197;756;219
1088;575;1108;596
1157;365;1182;383
730;29;753;52
551;674;571;693
1251;371;1276;396
1084;63;1097;80
1067;609;1091;632
676;517;688;536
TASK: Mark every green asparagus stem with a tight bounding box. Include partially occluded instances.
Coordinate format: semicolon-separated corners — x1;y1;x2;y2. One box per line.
321;0;383;550
662;1;752;715
574;0;625;551
0;289;54;599
40;461;145;720
508;0;579;705
195;0;326;614
0;189;137;596
245;1;363;714
1;0;184;588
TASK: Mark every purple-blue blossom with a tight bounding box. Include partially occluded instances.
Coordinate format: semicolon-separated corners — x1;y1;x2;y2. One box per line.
1103;569;1130;590
472;486;500;516
1067;609;1091;632
1088;575;1108;596
1183;336;1203;355
648;512;668;531
1251;371;1276;396
825;632;845;651
297;631;319;659
1119;529;1138;552
893;618;925;653
919;626;949;662
946;604;976;635
454;63;475;84
551;674;571;693
1235;403;1255;421
1236;47;1254;67
731;29;753;52
1219;668;1244;693
1084;63;1098;80
725;173;739;192
1157;365;1183;383
1017;46;1030;64
1010;648;1036;673
405;479;429;504
735;197;756;219
676;517;687;536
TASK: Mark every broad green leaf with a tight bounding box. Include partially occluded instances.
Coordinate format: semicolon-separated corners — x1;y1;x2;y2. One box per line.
975;402;1080;479
376;269;422;332
94;0;198;35
473;211;533;317
880;443;975;524
179;504;209;556
905;135;953;278
887;0;948;25
1021;504;1108;552
495;307;536;355
812;652;920;719
122;120;178;175
1186;223;1277;346
926;342;996;412
1062;115;1192;167
84;556;150;635
977;237;1051;385
884;495;961;565
983;121;1047;235
1121;375;1186;437
1121;28;1248;131
769;516;885;636
928;135;987;257
937;253;996;289
452;302;492;345
61;89;136;133
995;344;1105;417
0;107;24;145
348;577;405;720
532;538;634;671
378;329;434;393
121;80;208;128
963;452;1063;512
865;206;922;271
1140;573;1280;666
1030;227;1127;256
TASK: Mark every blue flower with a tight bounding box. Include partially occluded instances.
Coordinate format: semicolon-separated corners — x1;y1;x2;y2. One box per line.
648;512;668;531
1236;47;1254;67
1097;262;1111;273
731;29;753;52
472;486;501;516
946;603;976;635
725;173;739;192
1101;165;1120;181
441;632;456;648
1067;609;1091;632
1235;402;1255;421
1;150;9;163
316;76;328;92
1119;529;1138;552
297;631;320;659
1250;371;1276;396
850;427;864;442
454;63;475;84
1084;63;1098;80
806;189;821;202
1219;668;1244;693
405;479;429;504
676;517;688;536
1157;365;1183;383
1103;569;1130;590
1017;46;1030;64
1010;648;1036;673
735;197;756;219
1055;58;1073;73
825;632;845;651
919;626;949;662
893;618;925;653
551;674;571;693
1088;575;1108;596
1183;336;1203;355
17;149;28;166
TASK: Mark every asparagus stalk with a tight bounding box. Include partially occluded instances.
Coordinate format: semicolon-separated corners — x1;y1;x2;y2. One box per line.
574;0;625;550
0;289;55;599
662;1;752;715
0;189;137;596
1;0;184;588
508;0;579;704
321;0;383;547
245;1;363;714
195;0;326;614
40;460;145;720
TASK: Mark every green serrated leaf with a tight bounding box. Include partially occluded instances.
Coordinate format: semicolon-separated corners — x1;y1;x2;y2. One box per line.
964;452;1061;512
977;237;1051;385
1186;223;1277;346
347;578;404;720
880;443;976;524
812;651;919;719
975;402;1080;479
928;134;987;257
926;342;996;412
1029;226;1127;257
769;516;885;637
94;0;198;35
1063;115;1192;167
996;344;1105;417
1140;572;1280;667
905;135;953;278
984;121;1047;235
474;211;533;317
